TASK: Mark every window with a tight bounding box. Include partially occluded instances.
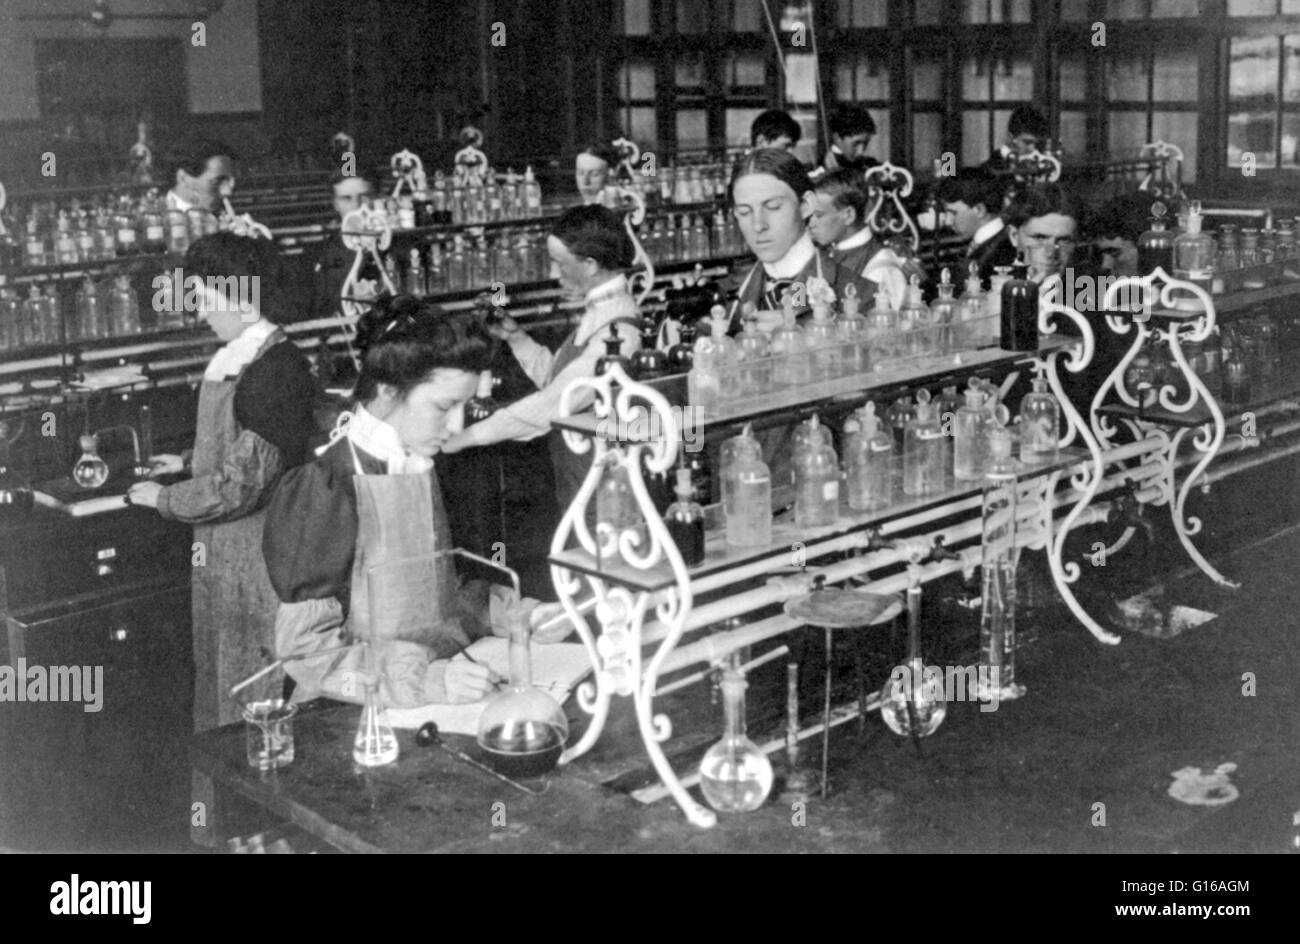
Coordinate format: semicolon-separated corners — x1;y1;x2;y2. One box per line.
1228;35;1300;169
1061;0;1093;18
616;60;657;151
1107;45;1199;178
1106;0;1201;15
914;0;944;24
837;0;888;27
835;53;891;101
912;51;946;169
726;0;764;31
961;51;1034;166
677;0;710;33
1228;0;1286;13
963;1;1032;23
617;0;651;35
1058;52;1090;156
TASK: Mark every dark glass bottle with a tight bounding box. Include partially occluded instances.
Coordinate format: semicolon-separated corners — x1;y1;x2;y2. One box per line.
464;370;500;425
629;318;668;380
1137;201;1175;276
664;467;705;566
594;323;631;378
667;320;697;373
1000;258;1039;352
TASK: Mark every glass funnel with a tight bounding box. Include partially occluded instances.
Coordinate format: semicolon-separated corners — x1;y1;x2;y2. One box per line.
476;612;569;778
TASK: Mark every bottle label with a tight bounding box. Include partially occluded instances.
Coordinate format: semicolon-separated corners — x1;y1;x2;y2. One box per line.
822;481;839;502
26;239;43;256
146;225;164;241
118;229;136;244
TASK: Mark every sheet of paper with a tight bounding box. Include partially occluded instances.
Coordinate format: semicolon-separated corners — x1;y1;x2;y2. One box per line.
386;639;592;734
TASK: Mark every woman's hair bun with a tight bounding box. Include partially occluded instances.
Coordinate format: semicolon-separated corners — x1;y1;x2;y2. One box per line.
355;293;416;355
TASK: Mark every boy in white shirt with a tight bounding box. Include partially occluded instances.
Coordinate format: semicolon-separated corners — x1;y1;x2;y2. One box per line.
806;169;908;310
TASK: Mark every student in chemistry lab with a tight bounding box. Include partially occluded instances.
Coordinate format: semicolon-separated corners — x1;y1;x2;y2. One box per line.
807;168;908;311
438;205;641;512
574;142;621;206
263;298;571;710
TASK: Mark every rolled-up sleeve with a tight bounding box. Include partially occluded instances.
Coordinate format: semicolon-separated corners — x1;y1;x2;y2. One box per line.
156;429;283;524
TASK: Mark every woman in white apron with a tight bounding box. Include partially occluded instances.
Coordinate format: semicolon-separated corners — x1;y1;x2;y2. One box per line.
263;298;564;708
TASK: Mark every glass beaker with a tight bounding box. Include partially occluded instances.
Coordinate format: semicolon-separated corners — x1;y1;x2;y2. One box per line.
476;613;569;778
243;698;298;771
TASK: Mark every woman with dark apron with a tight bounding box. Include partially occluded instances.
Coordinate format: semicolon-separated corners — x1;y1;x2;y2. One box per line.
441;205;641;515
263;300;568;710
127;233;316;843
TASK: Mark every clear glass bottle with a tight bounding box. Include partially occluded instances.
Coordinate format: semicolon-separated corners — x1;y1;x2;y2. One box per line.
114;196;140;256
1019;374;1060;464
0;289;21;350
73;434;110;489
887;395;914;453
353;670;399;767
958;262;986;350
1000;257;1039;352
805;299;841;382
897;274;929;357
139;191;166;254
736;306;773;396
477;613;569;777
979;424;1023;700
709;306;740;401
724;432;772;548
1137;201;1174;276
447;235;470;291
689;323;722;410
54;210;79;264
595;452;641;542
844;402;893;511
74;277;104;341
953;381;988;482
405;248;425;296
793;414;839;528
903;390;945;496
698;652;774;813
22;285;51;346
523;165;543;218
770;298;810;387
865;288;899;364
23;212;48;268
664;467;705;566
108;274;140;336
837;282;869;375
166;205;189;255
1216;224;1241;272
1173;200;1215;305
929;267;958;355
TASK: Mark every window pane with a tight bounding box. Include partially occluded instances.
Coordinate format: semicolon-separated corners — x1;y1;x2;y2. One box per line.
729;0;763;31
1108;111;1149;154
1281;112;1300;166
1107;52;1150;100
962;56;990;100
726;108;765;147
678;0;709;33
619;0;651;34
780;1;812;31
1285;35;1300;102
1059;55;1088;102
1151;0;1201;15
1059;110;1088;155
1061;0;1092;18
914;57;944;100
964;1;990;24
1227;0;1277;13
1106;0;1149;16
963;110;992;166
838;0;888;27
1229;37;1278;104
837;54;890;100
676;56;707;89
792;111;819;164
1008;0;1033;18
915;0;944;24
1152;49;1198;102
1150;111;1197;180
621;107;657;150
1227;112;1275;168
913;112;944;167
728;53;767;89
620;61;656;101
784;53;819;104
676;110;709;150
992;55;1034;100
873;113;891;165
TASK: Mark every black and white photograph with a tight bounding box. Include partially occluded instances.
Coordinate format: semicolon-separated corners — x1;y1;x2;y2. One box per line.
0;0;1294;884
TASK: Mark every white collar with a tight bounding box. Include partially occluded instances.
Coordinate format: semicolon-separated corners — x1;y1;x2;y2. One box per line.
338;405;433;475
167;189;194;213
204;318;275;381
970;217;1005;249
835;227;876;252
762;232;817;279
575;274;635;346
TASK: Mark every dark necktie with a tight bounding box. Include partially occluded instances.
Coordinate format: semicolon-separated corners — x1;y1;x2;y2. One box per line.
762;276;798;312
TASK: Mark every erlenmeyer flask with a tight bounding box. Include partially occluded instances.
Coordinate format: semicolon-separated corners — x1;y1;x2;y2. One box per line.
353;640;398;767
476;612;568;778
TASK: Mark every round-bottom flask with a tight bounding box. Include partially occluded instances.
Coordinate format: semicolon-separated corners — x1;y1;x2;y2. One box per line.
698;654;773;812
476;616;569;778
